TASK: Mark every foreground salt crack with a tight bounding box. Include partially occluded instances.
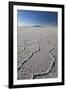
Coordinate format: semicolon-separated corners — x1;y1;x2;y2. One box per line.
17;40;40;70
17;39;56;80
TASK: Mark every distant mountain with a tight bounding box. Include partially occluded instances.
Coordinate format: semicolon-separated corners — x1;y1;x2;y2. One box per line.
32;25;44;27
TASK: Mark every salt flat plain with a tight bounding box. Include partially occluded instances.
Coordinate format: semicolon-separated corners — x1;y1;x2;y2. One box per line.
17;26;58;80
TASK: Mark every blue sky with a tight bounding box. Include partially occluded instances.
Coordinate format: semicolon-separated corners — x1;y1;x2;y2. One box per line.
17;10;58;27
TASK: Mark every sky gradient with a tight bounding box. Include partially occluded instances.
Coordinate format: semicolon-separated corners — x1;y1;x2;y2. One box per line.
17;10;58;27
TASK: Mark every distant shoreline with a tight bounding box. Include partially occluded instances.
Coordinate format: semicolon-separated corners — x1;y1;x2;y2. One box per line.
17;26;57;28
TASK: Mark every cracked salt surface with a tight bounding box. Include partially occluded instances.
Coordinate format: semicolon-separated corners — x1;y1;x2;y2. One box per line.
17;27;58;80
17;40;40;70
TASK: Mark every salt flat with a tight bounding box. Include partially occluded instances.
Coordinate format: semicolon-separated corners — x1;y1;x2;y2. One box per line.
17;26;58;80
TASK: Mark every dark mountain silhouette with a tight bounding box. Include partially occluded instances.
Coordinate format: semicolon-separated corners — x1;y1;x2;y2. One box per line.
32;25;44;27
